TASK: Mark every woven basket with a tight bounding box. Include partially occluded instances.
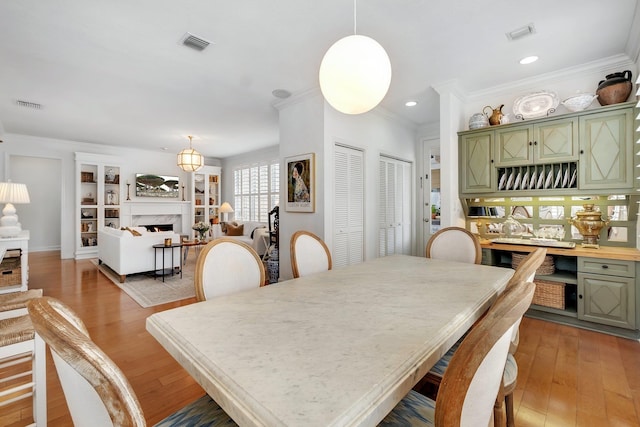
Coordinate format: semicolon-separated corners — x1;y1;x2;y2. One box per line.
532;279;565;309
0;257;21;288
511;252;555;275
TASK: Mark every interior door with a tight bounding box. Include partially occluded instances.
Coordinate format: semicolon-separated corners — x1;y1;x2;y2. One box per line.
422;143;441;249
379;156;412;256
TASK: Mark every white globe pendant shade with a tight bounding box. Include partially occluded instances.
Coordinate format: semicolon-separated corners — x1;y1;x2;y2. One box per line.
319;34;392;115
177;148;204;172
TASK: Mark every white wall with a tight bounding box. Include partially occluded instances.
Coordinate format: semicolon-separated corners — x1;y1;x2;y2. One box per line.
275;90;418;280
0;133;221;258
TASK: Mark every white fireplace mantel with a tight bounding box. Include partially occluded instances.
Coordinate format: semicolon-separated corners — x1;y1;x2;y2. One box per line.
120;201;191;234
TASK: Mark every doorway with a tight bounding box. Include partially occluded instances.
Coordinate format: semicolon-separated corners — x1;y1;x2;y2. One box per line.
378;155;412;256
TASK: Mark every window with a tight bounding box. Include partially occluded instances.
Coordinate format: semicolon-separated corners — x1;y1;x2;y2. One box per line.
233;160;280;222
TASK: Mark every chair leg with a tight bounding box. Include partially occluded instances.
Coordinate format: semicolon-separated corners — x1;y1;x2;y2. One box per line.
505;392;515;427
34;334;47;426
493;396;505;427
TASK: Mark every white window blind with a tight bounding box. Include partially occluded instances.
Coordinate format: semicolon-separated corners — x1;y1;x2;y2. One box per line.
233;160;280;222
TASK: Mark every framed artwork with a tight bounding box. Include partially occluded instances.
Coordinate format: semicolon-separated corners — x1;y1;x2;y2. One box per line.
135;173;180;198
285;153;314;212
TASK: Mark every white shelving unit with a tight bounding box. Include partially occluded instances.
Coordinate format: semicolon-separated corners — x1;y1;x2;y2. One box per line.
75;152;122;259
190;166;221;239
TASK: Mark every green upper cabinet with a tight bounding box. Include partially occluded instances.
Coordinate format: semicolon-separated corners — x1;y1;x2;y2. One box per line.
460;131;494;193
579;108;634;190
495;117;578;167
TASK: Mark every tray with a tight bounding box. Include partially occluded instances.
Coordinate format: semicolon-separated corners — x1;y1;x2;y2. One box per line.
490;237;575;249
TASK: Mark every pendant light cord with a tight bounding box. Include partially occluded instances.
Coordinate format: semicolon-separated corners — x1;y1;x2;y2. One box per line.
353;0;357;35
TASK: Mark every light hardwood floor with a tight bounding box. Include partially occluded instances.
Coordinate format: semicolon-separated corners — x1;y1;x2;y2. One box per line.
3;250;640;426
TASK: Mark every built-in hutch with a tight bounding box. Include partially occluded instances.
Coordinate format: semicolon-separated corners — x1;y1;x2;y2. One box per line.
459;101;640;338
190;166;221;239
75;152;122;259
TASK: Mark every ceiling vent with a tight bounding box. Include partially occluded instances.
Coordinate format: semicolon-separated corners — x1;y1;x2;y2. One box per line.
16;100;42;110
506;23;536;41
180;32;211;51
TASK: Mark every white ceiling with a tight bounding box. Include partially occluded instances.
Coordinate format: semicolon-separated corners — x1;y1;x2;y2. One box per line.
0;0;638;158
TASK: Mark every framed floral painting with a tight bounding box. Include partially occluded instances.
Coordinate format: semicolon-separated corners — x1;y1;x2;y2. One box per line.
285;153;314;212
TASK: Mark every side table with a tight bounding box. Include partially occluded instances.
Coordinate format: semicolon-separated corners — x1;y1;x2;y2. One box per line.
0;230;29;294
152;243;183;282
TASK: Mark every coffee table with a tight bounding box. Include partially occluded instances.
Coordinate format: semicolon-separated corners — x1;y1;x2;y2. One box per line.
181;239;209;263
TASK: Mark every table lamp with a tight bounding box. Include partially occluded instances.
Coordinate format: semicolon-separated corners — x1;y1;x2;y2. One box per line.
219;202;234;223
0;182;30;237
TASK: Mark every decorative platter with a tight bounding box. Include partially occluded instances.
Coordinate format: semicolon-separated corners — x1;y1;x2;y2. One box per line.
513;91;559;119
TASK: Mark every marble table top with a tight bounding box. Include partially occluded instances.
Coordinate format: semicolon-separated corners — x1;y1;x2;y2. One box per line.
146;255;513;426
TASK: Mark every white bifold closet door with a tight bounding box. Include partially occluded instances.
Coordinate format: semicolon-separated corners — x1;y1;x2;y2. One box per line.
333;145;364;268
379;156;412;257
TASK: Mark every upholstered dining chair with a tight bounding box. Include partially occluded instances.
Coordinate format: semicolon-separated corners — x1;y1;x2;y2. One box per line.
195;237;266;302
0;289;46;426
27;296;238;427
379;280;536;426
422;248;547;427
425;227;482;264
290;230;332;278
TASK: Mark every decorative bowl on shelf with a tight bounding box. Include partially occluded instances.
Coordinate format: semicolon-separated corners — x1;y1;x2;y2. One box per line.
561;93;598;112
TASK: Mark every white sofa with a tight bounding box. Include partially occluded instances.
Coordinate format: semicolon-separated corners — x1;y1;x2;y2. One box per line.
98;227;182;283
211;221;269;255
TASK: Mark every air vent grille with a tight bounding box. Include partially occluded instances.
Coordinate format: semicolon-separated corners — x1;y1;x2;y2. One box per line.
16;100;42;109
506;23;536;41
181;32;211;51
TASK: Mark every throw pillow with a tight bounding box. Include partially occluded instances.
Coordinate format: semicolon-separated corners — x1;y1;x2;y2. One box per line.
124;227;142;236
226;223;244;236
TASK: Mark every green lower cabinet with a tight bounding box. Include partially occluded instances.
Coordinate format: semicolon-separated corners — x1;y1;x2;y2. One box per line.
577;257;636;329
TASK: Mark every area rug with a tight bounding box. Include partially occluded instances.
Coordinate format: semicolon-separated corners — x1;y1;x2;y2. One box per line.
92;259;196;308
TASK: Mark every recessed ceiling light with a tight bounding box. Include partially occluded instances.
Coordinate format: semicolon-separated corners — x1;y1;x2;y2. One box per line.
519;55;539;65
272;89;291;99
405;101;418;107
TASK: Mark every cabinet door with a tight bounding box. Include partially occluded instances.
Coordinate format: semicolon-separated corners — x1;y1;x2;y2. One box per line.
578;272;635;329
579;108;633;190
535;118;578;163
495;125;532;166
460;132;494;193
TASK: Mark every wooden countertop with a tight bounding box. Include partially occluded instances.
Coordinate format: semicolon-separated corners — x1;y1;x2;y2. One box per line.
480;239;640;261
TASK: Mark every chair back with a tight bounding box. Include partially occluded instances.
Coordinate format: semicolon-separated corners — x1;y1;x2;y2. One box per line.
290;230;332;278
434;280;535;426
195;238;266;301
27;297;145;427
507;247;547;288
426;227;482;264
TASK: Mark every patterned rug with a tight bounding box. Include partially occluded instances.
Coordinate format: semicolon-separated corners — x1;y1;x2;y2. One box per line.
92;258;196;308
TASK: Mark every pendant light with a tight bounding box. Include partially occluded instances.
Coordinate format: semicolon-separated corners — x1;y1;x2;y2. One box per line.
177;135;204;172
319;0;392;115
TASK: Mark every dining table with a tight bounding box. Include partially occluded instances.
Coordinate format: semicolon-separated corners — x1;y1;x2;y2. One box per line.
146;254;514;427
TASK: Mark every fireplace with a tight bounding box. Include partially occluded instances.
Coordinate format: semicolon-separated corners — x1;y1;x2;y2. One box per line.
140;224;174;232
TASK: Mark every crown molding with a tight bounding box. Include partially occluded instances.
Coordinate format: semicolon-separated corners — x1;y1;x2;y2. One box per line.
467;54;635;101
626;4;640;64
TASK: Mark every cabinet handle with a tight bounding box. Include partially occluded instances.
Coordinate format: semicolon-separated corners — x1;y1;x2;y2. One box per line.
528;141;533;146
580;149;584;154
533;141;537;145
490;159;494;163
578;294;583;299
601;265;609;269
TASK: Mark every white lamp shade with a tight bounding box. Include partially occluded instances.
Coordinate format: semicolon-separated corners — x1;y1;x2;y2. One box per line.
177;148;204;172
319;34;392;115
219;202;234;213
0;182;30;204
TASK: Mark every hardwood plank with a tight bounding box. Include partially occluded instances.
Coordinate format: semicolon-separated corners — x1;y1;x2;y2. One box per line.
5;252;640;426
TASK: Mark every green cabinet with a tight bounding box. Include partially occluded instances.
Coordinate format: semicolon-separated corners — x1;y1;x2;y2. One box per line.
578;108;634;190
460;131;494;193
577;257;636;329
495;117;578;167
459;102;636;196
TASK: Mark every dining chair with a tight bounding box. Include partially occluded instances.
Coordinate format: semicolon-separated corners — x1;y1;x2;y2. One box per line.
195;237;266;302
290;230;332;278
425;226;482;264
0;289;46;426
379;280;536;427
27;296;238;427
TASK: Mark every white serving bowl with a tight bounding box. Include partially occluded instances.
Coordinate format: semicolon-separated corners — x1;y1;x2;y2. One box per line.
561;94;598;112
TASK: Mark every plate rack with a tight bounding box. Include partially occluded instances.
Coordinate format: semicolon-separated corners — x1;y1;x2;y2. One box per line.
497;162;577;192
